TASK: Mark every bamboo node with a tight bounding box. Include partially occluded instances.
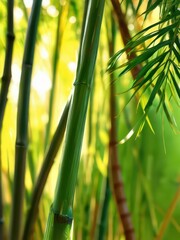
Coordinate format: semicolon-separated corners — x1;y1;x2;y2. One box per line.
73;81;91;89
6;32;15;40
54;213;73;225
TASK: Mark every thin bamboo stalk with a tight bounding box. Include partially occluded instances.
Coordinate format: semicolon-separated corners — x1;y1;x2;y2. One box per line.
0;1;14;238
155;186;180;240
108;13;136;240
9;1;43;239
0;0;15;130
111;0;141;78
0;135;3;239
23;97;71;240
96;177;111;240
82;81;95;240
44;3;67;151
109;80;135;240
44;0;105;239
90;200;99;240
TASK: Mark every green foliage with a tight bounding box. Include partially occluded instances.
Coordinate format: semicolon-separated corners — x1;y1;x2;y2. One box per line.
108;0;180;131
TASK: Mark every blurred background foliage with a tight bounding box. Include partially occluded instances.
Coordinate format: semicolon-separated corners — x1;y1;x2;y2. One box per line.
0;0;179;239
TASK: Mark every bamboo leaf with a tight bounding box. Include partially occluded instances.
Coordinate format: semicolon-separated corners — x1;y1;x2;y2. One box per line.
132;52;168;88
145;72;165;111
171;61;180;79
172;46;180;62
170;71;180;99
143;0;163;19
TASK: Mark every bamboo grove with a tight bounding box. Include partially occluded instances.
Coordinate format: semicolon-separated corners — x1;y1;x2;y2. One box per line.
0;0;179;240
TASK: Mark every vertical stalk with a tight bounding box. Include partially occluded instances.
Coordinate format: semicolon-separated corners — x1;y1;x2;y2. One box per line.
44;0;105;239
23;97;71;240
9;1;43;239
0;1;14;238
111;0;141;78
155;186;180;240
96;176;111;240
82;79;95;240
109;72;135;240
44;3;67;150
108;13;136;240
0;135;3;239
0;0;15;129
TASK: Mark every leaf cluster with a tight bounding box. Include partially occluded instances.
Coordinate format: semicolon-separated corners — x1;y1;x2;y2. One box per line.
108;0;180;129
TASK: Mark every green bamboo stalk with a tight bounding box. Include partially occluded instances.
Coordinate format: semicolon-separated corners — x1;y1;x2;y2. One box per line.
44;0;105;239
96;176;111;240
0;1;14;238
82;79;95;240
0;0;15;130
44;3;67;151
23;96;71;240
9;1;43;239
0;135;3;240
155;187;180;240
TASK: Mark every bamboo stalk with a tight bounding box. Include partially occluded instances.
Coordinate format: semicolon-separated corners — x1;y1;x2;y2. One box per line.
44;0;105;239
0;135;3;240
111;0;141;78
23;97;71;240
0;0;15;130
0;1;14;239
109;81;135;240
96;176;111;240
155;186;180;240
107;13;136;240
9;1;43;239
44;3;67;151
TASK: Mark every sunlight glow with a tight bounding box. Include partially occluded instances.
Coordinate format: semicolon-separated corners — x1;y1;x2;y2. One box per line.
14;7;23;22
128;24;134;31
69;16;76;24
9;64;21;102
119;129;135;144
47;6;59;17
32;70;52;99
40;47;49;59
68;62;77;72
42;34;50;44
23;0;33;9
42;0;50;8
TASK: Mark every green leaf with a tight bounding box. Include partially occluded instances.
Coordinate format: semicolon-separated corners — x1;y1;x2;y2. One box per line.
143;0;163;19
145;72;165;111
132;59;164;88
171;61;180;79
170;71;180;98
172;46;180;62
